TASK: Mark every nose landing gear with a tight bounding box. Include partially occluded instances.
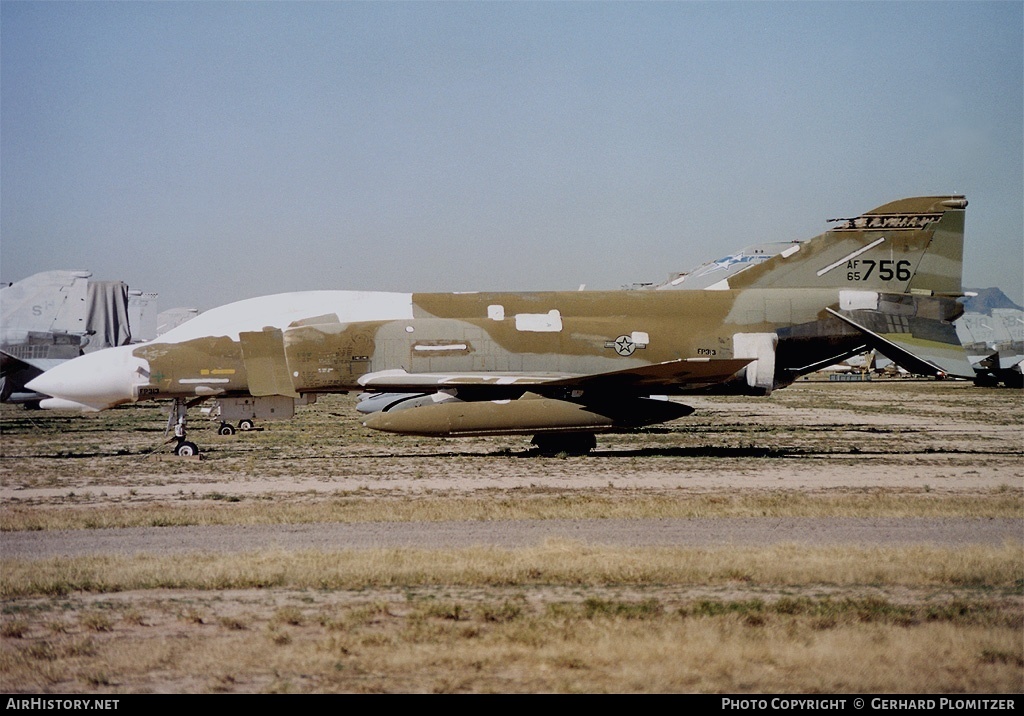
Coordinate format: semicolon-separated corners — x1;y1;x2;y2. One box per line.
173;439;200;456
166;397;207;457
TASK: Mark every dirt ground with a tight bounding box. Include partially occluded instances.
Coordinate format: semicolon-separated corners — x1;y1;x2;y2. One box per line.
1;379;1021;693
2;378;1021;499
1;379;1022;551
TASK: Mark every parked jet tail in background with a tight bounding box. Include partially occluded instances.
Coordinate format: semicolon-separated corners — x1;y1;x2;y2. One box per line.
0;270;176;407
0;270;135;406
28;196;974;455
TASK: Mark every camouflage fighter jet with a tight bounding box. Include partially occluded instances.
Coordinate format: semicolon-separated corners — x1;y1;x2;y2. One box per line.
27;196;975;455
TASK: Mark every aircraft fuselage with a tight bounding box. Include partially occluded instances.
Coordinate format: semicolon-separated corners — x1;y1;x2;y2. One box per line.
124;287;866;405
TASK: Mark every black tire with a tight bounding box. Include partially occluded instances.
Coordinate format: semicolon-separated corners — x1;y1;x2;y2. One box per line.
218;423;236;436
238;419;255;431
174;441;200;457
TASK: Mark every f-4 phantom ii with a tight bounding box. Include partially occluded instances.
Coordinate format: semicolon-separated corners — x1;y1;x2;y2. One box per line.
27;195;975;456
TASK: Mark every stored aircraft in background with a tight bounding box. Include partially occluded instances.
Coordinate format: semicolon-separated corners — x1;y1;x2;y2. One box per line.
955;296;1023;388
28;195;975;456
0;270;203;408
0;270;158;407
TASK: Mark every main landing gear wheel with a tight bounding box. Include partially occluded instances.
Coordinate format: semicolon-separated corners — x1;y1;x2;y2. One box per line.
218;423;236;436
531;432;597;456
238;419;255;431
174;440;200;457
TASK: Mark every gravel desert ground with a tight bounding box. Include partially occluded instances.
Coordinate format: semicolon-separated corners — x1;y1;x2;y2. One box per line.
1;378;1021;693
2;378;1020;502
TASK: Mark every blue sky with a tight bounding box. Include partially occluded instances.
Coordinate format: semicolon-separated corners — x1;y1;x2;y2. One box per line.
3;1;1022;309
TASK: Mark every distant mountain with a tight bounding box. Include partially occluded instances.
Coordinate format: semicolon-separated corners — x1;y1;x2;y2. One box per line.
960;287;1023;315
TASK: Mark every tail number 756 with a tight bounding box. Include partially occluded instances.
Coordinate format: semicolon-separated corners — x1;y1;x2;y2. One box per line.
847;259;912;282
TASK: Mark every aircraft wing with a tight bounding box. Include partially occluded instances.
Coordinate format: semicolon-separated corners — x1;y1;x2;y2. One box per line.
0;349;64;377
356;357;752;394
0;349;64;404
542;357;753;391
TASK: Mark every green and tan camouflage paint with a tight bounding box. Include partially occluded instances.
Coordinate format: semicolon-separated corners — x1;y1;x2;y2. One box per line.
125;196;973;437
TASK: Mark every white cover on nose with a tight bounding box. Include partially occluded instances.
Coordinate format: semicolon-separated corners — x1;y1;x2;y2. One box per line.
25;345;150;411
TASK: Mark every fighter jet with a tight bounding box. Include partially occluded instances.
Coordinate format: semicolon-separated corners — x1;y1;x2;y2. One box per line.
27;195;975;456
955;304;1024;388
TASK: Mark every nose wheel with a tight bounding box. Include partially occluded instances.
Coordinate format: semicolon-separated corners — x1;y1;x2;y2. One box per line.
173;439;200;457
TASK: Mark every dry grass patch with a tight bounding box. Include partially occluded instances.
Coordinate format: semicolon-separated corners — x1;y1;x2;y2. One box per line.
2;542;1021;598
2;588;1020;693
2;382;1021;693
2;491;1021;531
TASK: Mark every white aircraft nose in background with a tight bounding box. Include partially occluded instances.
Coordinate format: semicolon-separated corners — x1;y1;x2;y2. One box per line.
25;345;149;411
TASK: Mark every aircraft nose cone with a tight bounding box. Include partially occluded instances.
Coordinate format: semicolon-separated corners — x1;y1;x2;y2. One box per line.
25;345;149;411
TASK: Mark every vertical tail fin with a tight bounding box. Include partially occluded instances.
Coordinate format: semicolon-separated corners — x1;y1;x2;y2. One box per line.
723;196;968;295
1;270;94;404
1;270;93;342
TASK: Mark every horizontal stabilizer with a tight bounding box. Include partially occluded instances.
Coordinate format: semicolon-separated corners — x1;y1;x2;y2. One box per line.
0;349;65;377
826;307;975;379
